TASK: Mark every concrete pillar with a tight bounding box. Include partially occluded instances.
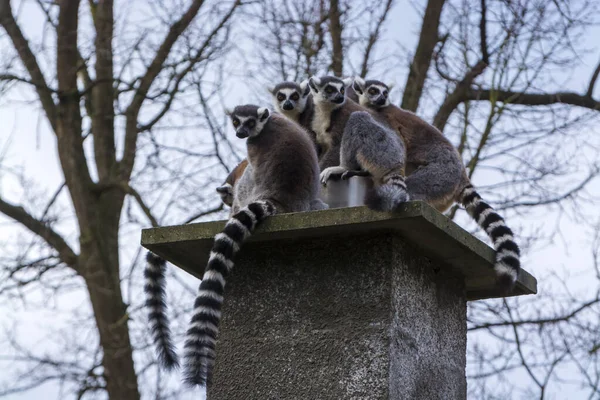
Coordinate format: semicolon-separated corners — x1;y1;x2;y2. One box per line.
209;234;466;399
141;202;537;400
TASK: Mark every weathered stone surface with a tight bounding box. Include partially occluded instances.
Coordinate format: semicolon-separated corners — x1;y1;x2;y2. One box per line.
140;202;537;399
206;233;466;400
142;202;537;300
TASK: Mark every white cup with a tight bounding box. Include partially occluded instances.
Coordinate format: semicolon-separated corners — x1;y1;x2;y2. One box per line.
318;176;373;209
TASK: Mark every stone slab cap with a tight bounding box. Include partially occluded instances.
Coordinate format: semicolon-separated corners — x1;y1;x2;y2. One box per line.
141;201;537;301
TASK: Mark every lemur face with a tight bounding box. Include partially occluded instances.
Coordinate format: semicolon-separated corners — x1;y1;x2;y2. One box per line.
216;183;234;206
353;78;392;109
270;82;309;115
308;76;347;106
228;105;271;138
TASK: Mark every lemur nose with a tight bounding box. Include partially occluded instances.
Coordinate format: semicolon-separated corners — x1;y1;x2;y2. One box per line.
236;128;250;138
283;101;294;110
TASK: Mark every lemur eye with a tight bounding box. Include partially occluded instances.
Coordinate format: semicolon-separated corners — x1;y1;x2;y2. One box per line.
325;86;334;94
232;119;240;127
340;87;345;94
383;90;388;97
291;93;300;101
277;93;285;101
368;87;379;95
247;120;256;128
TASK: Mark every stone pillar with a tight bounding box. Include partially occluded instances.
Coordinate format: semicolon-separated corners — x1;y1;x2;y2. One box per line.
141;202;537;400
208;233;466;400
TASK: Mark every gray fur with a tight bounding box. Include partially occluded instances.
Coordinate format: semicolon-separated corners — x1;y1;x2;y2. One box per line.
246;115;322;212
183;104;325;386
310;198;329;210
216;183;234;207
227;104;323;212
405;142;463;206
270;80;319;156
353;78;465;210
270;81;310;120
308;75;409;211
320;111;409;211
217;159;250;209
353;77;392;108
227;162;327;213
307;76;384;170
356;77;521;291
231;164;255;214
344;76;360;103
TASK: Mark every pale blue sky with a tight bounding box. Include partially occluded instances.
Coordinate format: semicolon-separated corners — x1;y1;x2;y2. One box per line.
1;0;599;399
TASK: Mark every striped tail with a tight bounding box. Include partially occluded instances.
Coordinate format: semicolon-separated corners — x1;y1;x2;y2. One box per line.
364;172;410;212
459;184;521;292
144;252;179;369
182;200;276;386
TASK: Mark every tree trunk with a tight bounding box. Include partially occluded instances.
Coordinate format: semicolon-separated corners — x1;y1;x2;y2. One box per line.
401;0;446;112
80;211;140;400
329;0;343;76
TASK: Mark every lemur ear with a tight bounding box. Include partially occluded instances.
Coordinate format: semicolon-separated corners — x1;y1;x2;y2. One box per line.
267;86;276;95
387;82;395;91
353;77;365;94
216;183;232;194
257;107;270;122
300;79;310;97
224;107;233;116
308;76;320;93
342;77;354;87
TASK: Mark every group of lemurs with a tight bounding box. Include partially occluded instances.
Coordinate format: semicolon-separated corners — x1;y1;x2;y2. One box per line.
145;75;522;387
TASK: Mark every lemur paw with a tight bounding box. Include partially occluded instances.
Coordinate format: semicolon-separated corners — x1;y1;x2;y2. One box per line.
320;166;347;186
341;170;370;180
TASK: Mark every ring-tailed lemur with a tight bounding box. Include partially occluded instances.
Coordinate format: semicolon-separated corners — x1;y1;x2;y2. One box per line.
145;252;179;369
146;161;256;371
307;76;409;211
216;159;258;216
218;157;327;213
146;106;327;376
216;159;249;209
269;81;312;125
269;81;321;155
344;76;360;103
353;77;521;291
182;105;324;386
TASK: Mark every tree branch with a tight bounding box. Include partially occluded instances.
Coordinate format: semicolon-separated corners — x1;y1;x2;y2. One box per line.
328;0;343;76
587;58;600;98
0;0;58;131
359;0;394;78
0;73;57;91
33;0;93;119
0;196;78;268
91;0;116;181
54;0;98;229
466;88;600;111
125;185;158;228
400;0;446;112
182;204;224;225
468;296;600;332
479;0;489;64
433;59;488;131
137;1;240;133
120;0;209;180
93;182;158;227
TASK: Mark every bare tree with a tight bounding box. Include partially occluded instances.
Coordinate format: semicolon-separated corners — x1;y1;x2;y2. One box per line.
0;0;242;398
247;0;396;83
1;0;600;398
